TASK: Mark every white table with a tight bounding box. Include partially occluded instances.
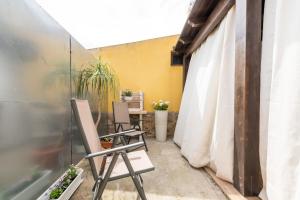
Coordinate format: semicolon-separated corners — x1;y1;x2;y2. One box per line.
128;109;147;130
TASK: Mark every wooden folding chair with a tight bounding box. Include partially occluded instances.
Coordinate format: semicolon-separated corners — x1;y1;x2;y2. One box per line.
112;101;148;151
71;99;154;200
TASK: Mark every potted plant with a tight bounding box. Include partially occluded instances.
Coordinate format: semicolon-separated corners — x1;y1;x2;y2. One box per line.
37;165;83;200
122;89;133;101
152;100;169;142
100;137;113;149
76;57;119;133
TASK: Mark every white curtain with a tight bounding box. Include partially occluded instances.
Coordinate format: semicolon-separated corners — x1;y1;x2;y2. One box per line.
174;7;235;182
260;0;300;199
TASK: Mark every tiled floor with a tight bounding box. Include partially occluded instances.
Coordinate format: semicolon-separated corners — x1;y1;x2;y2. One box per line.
71;138;228;200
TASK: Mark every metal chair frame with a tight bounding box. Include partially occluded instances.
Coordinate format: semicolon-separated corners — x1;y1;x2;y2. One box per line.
112;101;148;151
71;99;154;200
86;142;152;200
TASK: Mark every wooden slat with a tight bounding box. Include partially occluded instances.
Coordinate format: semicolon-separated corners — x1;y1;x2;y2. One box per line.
186;0;235;55
180;0;234;85
174;0;219;52
182;55;191;88
234;0;263;196
205;167;261;200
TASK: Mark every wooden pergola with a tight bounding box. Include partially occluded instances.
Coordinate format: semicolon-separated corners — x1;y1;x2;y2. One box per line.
172;0;263;197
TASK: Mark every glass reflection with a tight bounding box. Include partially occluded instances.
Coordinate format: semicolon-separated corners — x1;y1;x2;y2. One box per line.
0;0;97;199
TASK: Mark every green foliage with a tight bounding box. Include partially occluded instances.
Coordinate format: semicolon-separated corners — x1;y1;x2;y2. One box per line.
49;165;78;199
49;188;63;199
100;137;112;142
122;89;132;97
76;57;119;100
152;100;169;111
67;165;77;180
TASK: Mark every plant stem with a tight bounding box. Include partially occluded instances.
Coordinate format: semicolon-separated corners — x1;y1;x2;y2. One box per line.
95;110;101;128
95;103;101;129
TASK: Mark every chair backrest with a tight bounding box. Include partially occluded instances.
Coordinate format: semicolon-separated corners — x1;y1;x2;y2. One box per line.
112;101;131;131
71;99;103;180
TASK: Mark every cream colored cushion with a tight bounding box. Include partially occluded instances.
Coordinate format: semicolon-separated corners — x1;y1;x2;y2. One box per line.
125;131;145;137
104;150;154;178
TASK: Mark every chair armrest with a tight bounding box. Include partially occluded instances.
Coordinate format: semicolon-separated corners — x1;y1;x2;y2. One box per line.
85;142;145;159
99;129;136;139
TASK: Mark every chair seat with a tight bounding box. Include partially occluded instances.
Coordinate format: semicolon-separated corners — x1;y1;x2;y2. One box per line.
125;130;145;137
104;150;154;180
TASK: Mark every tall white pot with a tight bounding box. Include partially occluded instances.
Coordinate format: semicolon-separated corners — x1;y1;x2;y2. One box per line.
155;110;168;142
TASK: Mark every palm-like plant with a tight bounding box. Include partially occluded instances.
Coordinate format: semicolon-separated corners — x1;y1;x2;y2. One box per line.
76;57;119;128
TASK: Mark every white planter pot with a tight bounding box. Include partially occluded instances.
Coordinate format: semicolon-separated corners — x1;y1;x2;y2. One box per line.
155;110;168;142
37;168;84;200
124;96;133;101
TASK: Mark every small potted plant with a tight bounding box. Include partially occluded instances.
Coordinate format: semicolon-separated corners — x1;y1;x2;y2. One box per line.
152;100;169;142
100;137;113;149
122;89;133;101
37;165;83;200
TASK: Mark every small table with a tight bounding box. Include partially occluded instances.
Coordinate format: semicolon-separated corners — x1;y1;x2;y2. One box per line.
128;109;147;130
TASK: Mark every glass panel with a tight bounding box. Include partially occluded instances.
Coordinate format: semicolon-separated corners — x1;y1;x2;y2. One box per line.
70;38;108;164
0;0;72;199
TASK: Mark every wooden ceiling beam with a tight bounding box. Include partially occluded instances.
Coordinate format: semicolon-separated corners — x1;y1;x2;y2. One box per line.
174;0;219;52
186;0;235;55
187;18;206;28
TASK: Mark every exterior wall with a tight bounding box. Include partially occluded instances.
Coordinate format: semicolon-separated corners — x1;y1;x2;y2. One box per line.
91;35;183;112
91;36;183;136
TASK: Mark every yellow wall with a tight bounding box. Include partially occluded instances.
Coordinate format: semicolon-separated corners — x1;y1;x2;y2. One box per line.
91;35;182;112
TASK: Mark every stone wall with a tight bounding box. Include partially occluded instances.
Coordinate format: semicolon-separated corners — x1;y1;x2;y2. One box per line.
107;112;179;137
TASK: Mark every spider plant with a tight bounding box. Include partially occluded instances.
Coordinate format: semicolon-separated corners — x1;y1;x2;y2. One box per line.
76;57;119;128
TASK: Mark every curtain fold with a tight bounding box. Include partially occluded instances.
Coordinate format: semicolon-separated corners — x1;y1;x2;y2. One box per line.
260;0;300;199
173;7;235;182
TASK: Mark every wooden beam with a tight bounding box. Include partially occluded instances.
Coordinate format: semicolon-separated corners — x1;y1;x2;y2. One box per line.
234;0;263;196
187;18;206;28
205;167;261;200
186;0;235;55
182;55;191;88
205;167;248;200
171;51;184;66
174;0;219;52
179;38;192;45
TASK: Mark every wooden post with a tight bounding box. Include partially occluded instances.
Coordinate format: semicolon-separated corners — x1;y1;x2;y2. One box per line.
234;0;263;196
182;55;191;88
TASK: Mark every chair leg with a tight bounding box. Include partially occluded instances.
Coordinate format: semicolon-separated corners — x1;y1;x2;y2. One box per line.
127;137;131;144
121;152;147;200
138;175;144;186
141;134;148;151
137;124;141;131
120;135;127;146
92;181;99;200
94;153;119;200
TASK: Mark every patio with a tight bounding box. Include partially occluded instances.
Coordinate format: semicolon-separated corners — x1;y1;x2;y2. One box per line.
71;138;228;200
1;0;300;200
